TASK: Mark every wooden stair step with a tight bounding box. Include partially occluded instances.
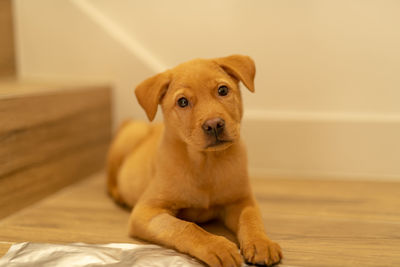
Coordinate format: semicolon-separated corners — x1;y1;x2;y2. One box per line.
0;81;112;219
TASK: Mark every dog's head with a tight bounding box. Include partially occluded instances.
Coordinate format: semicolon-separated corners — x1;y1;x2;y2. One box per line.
135;55;255;152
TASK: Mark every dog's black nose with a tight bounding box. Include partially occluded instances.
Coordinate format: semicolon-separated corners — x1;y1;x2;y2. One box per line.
202;118;225;136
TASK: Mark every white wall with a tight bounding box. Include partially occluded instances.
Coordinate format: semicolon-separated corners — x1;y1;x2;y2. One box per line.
89;0;400;114
13;0;156;122
13;0;400;180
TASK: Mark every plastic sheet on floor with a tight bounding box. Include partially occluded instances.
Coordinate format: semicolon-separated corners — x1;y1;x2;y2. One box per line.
0;242;206;267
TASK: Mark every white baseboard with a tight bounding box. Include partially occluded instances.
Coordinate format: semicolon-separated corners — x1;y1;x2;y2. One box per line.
242;110;400;181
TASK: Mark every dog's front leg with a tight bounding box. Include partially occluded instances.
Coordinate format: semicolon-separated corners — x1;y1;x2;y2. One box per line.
129;202;243;267
223;198;283;266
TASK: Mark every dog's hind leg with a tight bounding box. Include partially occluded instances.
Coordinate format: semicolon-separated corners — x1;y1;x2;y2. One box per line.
107;120;151;205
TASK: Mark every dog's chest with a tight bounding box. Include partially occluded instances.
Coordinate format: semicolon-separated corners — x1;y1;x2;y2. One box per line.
176;169;248;223
185;161;249;209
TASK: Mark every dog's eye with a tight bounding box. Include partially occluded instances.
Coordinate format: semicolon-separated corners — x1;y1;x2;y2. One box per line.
218;85;229;96
177;97;189;108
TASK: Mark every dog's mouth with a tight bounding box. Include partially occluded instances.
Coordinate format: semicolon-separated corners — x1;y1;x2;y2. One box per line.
207;139;231;147
205;138;233;150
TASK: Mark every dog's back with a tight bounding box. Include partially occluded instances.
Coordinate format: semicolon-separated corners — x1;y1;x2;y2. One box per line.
107;120;152;204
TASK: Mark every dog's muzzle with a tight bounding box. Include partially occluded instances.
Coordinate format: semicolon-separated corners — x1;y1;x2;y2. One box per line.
202;118;232;149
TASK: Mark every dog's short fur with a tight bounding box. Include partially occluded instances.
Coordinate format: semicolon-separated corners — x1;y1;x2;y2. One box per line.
107;55;282;266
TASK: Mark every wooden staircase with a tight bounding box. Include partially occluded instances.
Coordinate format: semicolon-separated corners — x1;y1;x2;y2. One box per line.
0;0;112;220
0;2;116;256
0;80;112;219
0;0;15;77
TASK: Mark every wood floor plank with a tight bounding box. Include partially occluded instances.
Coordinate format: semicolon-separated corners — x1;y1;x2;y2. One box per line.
263;214;400;266
0;174;399;266
0;243;12;258
253;178;400;222
0;174;136;245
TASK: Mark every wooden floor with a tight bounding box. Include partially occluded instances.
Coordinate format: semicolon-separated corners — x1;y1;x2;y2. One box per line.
0;173;399;266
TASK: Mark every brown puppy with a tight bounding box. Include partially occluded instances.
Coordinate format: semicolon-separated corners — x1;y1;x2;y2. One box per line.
107;55;282;267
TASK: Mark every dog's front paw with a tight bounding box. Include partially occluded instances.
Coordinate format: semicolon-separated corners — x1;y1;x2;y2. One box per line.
197;235;243;267
241;237;282;266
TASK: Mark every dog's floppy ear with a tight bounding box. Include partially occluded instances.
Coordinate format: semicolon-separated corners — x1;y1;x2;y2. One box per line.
135;72;171;121
215;55;256;92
